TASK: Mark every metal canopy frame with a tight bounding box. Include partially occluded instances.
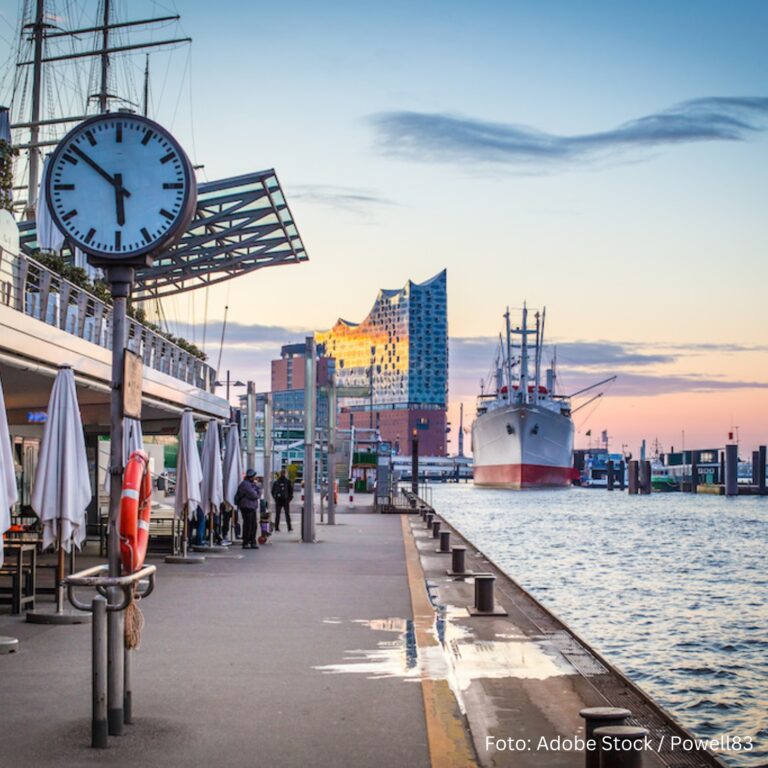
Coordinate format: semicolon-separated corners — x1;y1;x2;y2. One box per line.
18;168;308;300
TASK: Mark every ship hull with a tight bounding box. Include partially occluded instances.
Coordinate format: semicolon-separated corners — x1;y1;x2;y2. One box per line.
472;404;576;489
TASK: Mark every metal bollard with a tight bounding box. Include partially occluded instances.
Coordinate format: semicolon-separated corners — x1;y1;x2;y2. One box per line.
420;508;427;521
579;707;631;768
593;725;649;768
92;596;108;748
438;530;451;553
469;574;507;616
425;512;434;528
449;545;467;575
432;519;441;539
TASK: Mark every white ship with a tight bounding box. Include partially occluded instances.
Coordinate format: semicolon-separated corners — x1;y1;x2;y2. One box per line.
472;304;577;489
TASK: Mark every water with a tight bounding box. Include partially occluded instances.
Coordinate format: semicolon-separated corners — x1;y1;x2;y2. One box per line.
430;483;768;767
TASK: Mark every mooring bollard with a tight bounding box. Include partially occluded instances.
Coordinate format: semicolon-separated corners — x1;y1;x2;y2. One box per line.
92;596;108;749
432;519;441;538
469;574;507;616
450;545;467;575
425;512;434;528
579;707;631;768
438;530;451;553
593;725;649;768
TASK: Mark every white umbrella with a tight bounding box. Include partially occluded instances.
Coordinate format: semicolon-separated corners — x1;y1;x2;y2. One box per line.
0;374;19;569
31;367;90;553
199;420;223;546
222;424;244;541
222;424;243;508
174;410;202;521
103;417;144;493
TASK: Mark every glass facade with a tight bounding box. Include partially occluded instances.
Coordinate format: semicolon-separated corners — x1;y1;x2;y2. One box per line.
315;270;447;410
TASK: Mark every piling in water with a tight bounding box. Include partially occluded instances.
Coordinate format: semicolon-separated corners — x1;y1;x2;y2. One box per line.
690;450;698;494
606;460;615;491
725;444;738;496
627;461;639;495
759;445;767;495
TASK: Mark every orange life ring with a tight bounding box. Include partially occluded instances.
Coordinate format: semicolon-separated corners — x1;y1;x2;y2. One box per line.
119;450;152;574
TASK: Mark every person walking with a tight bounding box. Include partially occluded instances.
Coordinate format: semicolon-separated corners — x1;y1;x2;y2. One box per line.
271;468;294;532
236;469;261;549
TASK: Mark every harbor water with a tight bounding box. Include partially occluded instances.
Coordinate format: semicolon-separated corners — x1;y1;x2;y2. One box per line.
430;483;768;767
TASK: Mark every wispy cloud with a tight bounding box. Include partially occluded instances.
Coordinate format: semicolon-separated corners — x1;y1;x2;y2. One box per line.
289;184;395;214
369;97;768;171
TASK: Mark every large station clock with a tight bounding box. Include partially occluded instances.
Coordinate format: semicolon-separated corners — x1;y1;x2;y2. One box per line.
45;112;197;261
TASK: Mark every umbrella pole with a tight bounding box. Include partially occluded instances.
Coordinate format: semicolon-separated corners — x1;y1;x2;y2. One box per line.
182;504;188;558
55;531;65;614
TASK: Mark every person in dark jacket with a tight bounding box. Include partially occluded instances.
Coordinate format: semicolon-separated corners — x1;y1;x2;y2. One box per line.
271;468;294;532
236;469;261;549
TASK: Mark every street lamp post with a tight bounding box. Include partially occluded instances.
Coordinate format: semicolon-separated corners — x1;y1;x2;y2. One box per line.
411;427;419;496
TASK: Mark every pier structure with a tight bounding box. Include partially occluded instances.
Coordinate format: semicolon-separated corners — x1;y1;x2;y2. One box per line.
0;495;726;767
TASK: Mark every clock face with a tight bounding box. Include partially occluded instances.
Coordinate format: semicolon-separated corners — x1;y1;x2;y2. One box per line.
45;113;197;260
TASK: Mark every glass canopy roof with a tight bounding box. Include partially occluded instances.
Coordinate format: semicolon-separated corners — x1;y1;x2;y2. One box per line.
17;169;308;300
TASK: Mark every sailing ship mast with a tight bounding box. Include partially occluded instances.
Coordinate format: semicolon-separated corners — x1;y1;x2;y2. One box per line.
11;0;190;218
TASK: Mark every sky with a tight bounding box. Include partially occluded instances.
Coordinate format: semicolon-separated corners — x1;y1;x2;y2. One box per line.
2;0;767;454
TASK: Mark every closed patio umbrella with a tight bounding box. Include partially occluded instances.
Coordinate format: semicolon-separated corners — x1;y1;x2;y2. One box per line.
0;374;19;569
172;410;202;559
103;417;144;493
30;366;91;614
199;420;223;546
222;423;243;541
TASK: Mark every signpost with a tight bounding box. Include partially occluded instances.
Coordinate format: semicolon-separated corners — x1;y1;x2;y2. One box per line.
45;112;197;739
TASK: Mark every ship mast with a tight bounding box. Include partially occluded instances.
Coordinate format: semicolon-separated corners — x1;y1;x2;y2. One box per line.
534;307;546;404
13;1;190;218
24;0;45;220
520;303;529;405
504;308;513;401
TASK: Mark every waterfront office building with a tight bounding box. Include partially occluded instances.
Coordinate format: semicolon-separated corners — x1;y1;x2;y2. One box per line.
315;270;448;456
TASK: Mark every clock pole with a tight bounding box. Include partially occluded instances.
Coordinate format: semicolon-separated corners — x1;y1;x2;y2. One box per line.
105;264;134;736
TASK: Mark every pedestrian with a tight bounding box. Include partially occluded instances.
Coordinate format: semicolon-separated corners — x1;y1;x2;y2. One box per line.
271;468;294;532
235;469;261;549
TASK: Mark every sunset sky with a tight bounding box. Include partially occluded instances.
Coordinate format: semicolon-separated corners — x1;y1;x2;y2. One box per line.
2;0;766;453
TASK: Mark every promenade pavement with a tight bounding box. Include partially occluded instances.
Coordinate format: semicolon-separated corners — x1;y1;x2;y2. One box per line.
0;509;430;768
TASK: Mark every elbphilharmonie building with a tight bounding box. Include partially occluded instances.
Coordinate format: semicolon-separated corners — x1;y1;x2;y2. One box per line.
316;270;448;456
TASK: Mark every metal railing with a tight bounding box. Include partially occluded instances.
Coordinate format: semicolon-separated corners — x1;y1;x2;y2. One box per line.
0;247;216;391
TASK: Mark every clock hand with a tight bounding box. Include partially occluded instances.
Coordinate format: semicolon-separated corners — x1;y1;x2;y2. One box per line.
69;145;132;198
114;173;127;226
